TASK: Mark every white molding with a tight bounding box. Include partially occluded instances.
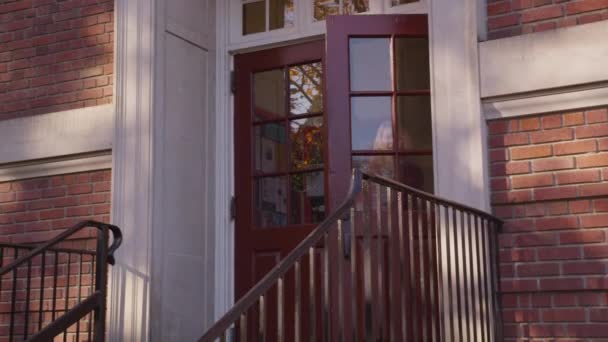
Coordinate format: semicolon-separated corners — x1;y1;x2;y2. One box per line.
0;105;113;164
213;0;235;322
108;0;155;339
483;84;608;119
479;20;608;98
0;154;112;182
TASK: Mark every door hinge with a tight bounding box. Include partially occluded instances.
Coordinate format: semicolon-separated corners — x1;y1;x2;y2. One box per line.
230;196;236;220
230;70;236;95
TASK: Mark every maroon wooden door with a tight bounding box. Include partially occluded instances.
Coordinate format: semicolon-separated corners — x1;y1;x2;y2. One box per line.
325;15;436;342
234;40;326;320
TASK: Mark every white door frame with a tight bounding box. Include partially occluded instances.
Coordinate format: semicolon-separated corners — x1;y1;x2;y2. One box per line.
211;0;491;321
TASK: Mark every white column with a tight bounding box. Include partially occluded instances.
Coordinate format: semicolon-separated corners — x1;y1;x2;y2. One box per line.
109;0;155;339
429;0;489;212
429;1;492;341
110;0;217;340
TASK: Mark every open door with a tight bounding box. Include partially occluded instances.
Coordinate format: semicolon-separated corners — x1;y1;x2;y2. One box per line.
325;15;437;342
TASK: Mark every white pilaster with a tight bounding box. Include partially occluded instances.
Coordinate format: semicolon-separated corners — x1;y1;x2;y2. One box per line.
429;1;493;341
429;0;489;212
109;0;155;340
111;0;216;340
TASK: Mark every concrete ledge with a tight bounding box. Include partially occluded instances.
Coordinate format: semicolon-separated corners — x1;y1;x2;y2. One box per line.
0;153;112;182
480;21;608;98
483;84;608;119
0;105;114;164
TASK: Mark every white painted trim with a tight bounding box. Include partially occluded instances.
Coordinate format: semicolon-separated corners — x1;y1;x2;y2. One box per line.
0;154;112;182
213;0;236;321
0;105;114;165
429;0;490;212
479;20;608;98
484;84;608;120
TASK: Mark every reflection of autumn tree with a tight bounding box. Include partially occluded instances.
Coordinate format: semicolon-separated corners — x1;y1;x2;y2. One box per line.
289;62;323;172
290;117;323;171
314;0;369;20
289;63;323;114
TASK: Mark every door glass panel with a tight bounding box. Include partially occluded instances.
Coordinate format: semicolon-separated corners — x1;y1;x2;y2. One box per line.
397;96;432;150
243;1;266;35
398;155;434;193
314;0;369;21
254;123;288;174
352;155;394;178
349;38;392;91
351;96;392;151
289;63;323;115
254;69;286;121
254;176;288;227
290;171;325;224
395;37;430;90
290;117;324;170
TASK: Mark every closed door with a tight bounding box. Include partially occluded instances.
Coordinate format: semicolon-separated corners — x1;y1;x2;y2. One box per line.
234;40;326;340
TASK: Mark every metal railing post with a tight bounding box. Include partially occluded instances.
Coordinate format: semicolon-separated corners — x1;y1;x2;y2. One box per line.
94;225;110;341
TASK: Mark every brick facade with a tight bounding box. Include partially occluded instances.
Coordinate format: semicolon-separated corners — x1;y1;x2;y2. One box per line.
0;170;111;244
0;0;113;119
488;108;608;340
487;0;608;39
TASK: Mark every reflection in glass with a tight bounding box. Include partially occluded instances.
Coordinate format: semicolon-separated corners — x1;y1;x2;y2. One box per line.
392;0;420;6
290;172;325;224
254;176;288;227
349;38;391;91
254;69;286;121
243;1;265;35
254;123;288;173
314;0;369;21
290;117;324;170
289;62;323;115
351;97;392;151
395;37;430;90
398;155;434;193
270;0;295;30
353;155;394;179
343;0;370;14
397;96;432;150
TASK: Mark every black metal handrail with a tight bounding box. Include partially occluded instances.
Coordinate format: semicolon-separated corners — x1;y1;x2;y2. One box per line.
199;169;503;342
0;220;122;342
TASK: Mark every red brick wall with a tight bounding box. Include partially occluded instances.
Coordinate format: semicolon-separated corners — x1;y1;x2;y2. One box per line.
0;0;113;120
488;108;608;340
0;170;111;244
487;0;608;39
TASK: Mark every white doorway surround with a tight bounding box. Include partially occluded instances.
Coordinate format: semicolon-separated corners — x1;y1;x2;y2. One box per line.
110;0;216;340
110;0;490;340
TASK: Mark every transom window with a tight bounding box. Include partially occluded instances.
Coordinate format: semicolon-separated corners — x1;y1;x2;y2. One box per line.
239;0;424;36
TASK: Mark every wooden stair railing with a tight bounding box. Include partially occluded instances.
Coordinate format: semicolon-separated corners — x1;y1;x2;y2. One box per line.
199;169;503;342
0;220;122;342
